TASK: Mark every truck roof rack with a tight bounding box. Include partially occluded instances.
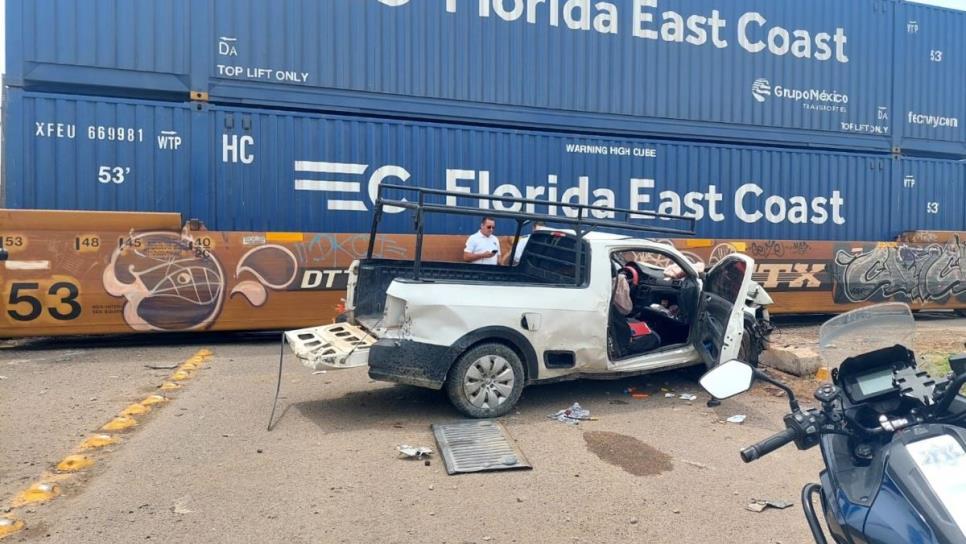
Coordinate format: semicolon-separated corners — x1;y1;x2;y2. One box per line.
366;183;697;282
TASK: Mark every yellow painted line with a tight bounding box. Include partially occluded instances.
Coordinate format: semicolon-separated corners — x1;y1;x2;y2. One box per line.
11;483;60;507
170;369;193;381
79;434;120;450
56;455;94;473
140;394;168;407
101;416;138;431
0;517;25;539
3;348;214;521
265;232;303;243
120;403;151;417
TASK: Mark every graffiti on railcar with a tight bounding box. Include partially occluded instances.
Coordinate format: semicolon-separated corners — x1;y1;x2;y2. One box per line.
833;236;966;303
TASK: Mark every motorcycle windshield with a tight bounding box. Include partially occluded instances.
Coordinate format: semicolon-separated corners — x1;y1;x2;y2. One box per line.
818;303;915;371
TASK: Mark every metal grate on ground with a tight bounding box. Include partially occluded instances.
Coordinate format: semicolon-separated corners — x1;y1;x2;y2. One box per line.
431;420;531;475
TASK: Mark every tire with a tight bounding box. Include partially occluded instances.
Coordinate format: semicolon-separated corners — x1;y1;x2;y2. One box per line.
445;343;525;418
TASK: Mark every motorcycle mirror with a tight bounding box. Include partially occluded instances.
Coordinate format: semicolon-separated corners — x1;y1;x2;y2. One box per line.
699;360;755;400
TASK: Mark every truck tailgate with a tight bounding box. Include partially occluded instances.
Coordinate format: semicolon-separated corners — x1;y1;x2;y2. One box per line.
285;323;376;370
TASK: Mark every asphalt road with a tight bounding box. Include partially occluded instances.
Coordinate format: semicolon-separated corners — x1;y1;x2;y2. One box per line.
0;314;962;543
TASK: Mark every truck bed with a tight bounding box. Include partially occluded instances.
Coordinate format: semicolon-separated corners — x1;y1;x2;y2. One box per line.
352;259;542;318
352;233;589;319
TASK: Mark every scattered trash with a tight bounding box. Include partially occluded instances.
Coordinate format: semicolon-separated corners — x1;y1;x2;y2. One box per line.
171;496;193;515
397;445;434;459
680;459;713;470
313;370;327;375
0;376;7;380
664;393;676;398
145;364;179;370
746;498;794;512
679;394;697;401
549;402;595;424
624;387;649;399
727;415;747;424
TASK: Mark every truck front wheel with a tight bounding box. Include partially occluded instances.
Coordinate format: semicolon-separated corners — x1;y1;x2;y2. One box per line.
446;343;525;418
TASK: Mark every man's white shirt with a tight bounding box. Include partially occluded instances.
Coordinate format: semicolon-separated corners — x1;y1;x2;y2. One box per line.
465;231;501;265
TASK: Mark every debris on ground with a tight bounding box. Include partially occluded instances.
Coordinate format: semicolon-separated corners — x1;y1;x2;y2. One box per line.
396;445;433;459
313;370;327;375
171;496;193;515
746;498;793;512
727;415;747;424
144;364;179;370
624;387;649;399
679;393;697;401
664;393;676;398
549;402;595;424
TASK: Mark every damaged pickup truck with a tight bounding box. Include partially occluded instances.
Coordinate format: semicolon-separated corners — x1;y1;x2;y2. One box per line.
287;185;772;418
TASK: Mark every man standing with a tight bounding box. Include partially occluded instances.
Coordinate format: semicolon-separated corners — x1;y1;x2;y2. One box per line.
464;217;501;265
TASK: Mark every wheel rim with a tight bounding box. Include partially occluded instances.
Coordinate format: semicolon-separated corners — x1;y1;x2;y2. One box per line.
463;355;515;409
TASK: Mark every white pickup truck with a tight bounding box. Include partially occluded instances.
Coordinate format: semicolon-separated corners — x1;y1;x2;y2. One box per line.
288;224;772;418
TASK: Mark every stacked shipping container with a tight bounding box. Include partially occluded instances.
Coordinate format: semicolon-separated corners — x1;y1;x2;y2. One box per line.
4;0;966;238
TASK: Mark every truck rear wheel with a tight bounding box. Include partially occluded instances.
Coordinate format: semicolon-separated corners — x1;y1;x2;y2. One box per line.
446;343;525;418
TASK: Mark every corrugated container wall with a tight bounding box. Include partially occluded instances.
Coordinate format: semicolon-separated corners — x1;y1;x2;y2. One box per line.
892;158;966;233
895;3;966;157
10;89;960;242
7;0;963;156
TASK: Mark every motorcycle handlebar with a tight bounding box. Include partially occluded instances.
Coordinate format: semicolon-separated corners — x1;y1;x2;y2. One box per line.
740;427;799;463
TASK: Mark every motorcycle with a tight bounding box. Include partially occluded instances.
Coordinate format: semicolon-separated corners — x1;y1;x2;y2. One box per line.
699;302;966;543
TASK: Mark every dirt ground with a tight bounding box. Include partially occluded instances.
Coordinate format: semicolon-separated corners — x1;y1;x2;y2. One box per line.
1;313;964;543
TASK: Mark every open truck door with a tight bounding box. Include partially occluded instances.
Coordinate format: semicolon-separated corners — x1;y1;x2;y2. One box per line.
694;254;756;368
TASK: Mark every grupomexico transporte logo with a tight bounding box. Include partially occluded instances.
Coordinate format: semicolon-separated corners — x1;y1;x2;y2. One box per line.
751;78;848;113
752;79;772;103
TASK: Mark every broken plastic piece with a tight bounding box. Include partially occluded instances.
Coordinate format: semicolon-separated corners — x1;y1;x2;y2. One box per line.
397;445;433;459
727;415;747;424
746;498;794;512
549;402;593;424
679;394;697;401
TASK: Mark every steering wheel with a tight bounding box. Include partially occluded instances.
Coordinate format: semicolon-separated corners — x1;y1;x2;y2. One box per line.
620;264;640;287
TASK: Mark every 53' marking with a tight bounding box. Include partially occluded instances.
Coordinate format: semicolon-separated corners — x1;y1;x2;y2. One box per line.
7;281;82;322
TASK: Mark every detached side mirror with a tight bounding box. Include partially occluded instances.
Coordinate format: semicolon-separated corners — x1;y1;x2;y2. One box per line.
699;360;755;400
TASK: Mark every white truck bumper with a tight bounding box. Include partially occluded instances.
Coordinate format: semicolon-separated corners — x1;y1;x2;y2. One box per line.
284;323;375;370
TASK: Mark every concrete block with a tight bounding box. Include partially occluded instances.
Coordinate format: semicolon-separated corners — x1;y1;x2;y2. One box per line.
761;346;823;378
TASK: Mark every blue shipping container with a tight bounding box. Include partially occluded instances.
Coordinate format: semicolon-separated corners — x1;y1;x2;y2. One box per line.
895;2;966;157
7;0;964;156
9;89;964;241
